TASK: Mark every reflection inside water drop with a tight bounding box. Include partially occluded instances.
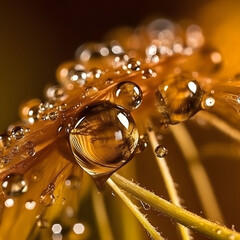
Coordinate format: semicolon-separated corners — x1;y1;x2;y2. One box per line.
69;102;139;187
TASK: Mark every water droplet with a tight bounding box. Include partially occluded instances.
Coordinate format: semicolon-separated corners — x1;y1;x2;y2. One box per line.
19;99;41;123
105;78;114;85
155;145;168;158
156;74;203;124
37;218;50;229
11;126;25;140
141;68;156;79
114;82;142;111
201;94;215;109
216;229;222;235
125;58;141;71
40;183;56;207
45;85;65;101
75;43;105;61
69;102;139;187
84;86;98;98
27;147;36;157
68;65;87;86
49;111;59;121
2;173;28;197
25;200;36;210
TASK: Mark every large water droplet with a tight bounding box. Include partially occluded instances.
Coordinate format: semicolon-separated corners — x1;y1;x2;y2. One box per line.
156;74;203;124
69;102;139;187
2;173;28;197
114;82;142;111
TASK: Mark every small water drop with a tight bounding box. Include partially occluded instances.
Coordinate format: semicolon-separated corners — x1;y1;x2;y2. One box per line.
40;183;56;207
45;85;65;101
49;111;59;121
114;81;142;111
68;66;87;87
201;94;215;109
27;147;36;157
125;58;141;71
216;229;222;235
84;86;98;97
11;126;25;140
105;78;114;85
155;145;168;158
19;99;41;123
75;43;105;61
2;173;28;197
69;102;139;187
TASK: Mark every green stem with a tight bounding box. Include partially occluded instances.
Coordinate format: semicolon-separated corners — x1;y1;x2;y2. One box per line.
107;178;164;240
148;130;191;240
111;173;240;240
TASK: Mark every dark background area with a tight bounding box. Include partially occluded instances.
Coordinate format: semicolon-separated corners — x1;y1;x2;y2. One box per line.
0;0;209;132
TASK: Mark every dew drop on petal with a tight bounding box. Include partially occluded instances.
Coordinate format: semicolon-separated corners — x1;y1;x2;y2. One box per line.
155;145;168;158
45;85;65;101
2;173;28;197
83;86;98;98
69;102;139;187
201;94;215;109
114;82;142;111
124;58;141;71
11;126;25;140
156;74;203;124
19;99;41;123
